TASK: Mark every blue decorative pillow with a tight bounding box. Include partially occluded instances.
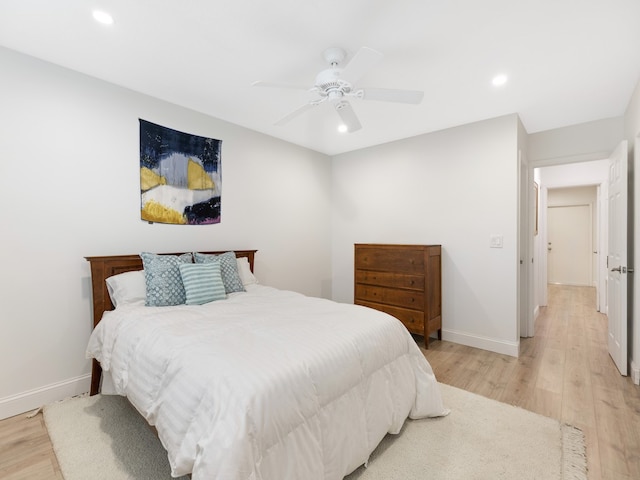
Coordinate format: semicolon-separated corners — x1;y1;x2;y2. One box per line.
179;262;226;305
140;252;192;306
194;251;246;293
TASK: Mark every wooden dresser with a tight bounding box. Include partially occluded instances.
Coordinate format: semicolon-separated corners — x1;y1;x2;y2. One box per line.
354;244;442;348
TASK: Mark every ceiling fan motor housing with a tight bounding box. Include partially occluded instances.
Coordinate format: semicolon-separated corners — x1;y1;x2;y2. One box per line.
315;68;352;98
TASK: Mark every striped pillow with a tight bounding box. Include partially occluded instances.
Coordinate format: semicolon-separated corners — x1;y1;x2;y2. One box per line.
179;261;226;305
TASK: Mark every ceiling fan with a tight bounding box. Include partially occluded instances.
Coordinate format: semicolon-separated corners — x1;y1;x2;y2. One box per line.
252;46;424;133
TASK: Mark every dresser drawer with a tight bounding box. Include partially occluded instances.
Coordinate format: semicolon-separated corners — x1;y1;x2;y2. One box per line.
356;301;424;334
355;284;423;309
355;270;424;290
355;247;424;274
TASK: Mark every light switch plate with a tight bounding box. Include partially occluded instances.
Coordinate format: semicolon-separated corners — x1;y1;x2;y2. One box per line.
490;235;503;248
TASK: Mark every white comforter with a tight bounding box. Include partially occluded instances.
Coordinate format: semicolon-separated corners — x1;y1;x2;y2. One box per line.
86;285;448;480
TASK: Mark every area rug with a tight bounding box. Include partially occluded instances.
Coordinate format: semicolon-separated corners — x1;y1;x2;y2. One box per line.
42;383;587;480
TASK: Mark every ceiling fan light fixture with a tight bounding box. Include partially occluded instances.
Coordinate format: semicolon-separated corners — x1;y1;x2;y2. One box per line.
337;124;348;133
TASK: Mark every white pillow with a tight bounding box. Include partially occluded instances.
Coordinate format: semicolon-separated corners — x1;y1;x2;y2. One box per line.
236;257;258;286
105;270;146;307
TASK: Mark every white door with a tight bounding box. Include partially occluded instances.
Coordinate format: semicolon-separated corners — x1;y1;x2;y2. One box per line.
547;204;592;286
607;140;628;376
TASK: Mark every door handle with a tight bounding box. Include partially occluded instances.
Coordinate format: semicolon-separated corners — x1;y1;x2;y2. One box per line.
611;266;622;273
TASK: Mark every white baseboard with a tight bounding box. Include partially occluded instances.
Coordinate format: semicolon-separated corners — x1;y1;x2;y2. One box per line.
0;374;91;420
441;329;519;357
631;360;640;386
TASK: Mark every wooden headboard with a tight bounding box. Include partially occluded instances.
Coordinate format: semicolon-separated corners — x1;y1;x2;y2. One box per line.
85;250;257;395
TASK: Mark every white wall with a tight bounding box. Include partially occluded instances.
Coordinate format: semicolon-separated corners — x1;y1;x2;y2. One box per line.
538;161;610;188
0;47;333;418
331;114;521;357
548;185;598;204
528;116;624;166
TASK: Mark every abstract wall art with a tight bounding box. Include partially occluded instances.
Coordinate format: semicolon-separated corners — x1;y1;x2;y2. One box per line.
139;119;221;225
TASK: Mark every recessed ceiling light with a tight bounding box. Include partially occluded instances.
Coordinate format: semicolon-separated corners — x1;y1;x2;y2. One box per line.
337;124;348;133
93;10;114;25
492;74;508;87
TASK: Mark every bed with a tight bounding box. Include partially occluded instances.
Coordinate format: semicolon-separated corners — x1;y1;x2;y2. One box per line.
85;250;448;480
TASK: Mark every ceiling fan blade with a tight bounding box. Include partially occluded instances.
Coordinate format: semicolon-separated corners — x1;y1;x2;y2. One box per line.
274;102;316;126
252;80;310;91
362;88;424;104
334;100;362;133
340;47;384;86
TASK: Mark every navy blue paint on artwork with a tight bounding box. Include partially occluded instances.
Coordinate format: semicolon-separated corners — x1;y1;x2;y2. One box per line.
140;119;220;173
184;196;221;225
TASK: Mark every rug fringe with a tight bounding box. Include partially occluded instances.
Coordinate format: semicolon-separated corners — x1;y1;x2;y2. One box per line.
561;424;588;480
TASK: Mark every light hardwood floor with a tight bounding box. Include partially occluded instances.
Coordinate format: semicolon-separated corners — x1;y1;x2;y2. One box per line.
0;408;62;480
0;284;638;479
423;284;640;480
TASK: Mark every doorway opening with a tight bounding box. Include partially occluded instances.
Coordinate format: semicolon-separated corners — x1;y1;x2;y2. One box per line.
531;159;609;326
530;143;630;378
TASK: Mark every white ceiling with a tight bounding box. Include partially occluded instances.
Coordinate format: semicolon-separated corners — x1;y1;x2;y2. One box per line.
2;0;640;156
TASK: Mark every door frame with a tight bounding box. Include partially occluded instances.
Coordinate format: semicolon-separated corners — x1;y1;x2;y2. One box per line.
526;152;611;338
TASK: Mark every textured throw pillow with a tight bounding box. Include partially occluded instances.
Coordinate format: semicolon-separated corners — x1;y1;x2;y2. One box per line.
105;270;146;307
194;251;246;293
140;252;192;306
179;262;227;305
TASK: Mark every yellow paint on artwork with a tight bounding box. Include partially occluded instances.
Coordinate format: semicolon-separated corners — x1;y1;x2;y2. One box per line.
187;158;215;190
141;199;186;224
140;167;167;192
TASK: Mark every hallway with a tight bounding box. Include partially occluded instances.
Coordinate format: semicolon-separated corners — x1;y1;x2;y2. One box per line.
423;284;640;480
